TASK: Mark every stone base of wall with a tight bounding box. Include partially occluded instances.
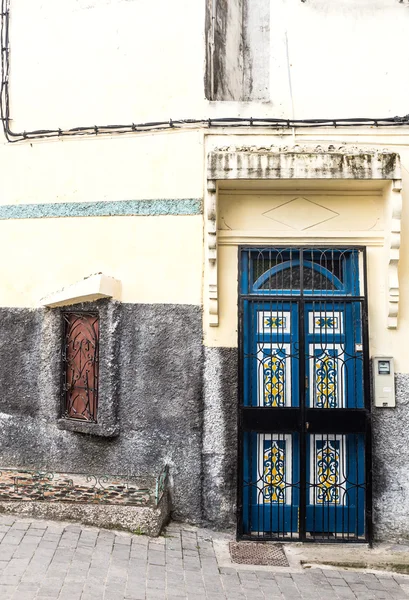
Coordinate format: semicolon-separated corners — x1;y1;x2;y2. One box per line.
0;467;170;536
0;303;203;524
202;347;238;530
372;373;409;543
0;494;170;537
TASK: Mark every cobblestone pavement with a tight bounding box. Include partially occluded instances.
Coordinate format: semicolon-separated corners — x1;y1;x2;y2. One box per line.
0;515;407;600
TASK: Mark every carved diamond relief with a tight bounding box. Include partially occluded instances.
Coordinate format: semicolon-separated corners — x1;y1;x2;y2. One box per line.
263;197;339;230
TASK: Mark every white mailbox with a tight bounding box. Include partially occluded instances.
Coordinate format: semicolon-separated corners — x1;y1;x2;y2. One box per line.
372;357;395;407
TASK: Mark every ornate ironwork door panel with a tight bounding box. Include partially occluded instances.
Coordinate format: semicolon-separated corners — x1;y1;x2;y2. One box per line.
238;248;371;542
304;301;366;537
242;301;300;535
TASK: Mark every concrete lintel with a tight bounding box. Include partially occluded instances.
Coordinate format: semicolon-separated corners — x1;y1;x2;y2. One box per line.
208;146;401;181
204;144;402;329
40;273;121;308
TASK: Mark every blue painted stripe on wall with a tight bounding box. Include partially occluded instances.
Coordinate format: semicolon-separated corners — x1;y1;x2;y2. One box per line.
0;199;203;220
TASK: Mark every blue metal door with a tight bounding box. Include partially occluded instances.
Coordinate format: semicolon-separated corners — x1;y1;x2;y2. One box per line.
239;248;370;542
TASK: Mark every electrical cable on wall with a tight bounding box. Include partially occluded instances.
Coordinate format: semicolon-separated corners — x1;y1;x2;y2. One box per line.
1;0;409;143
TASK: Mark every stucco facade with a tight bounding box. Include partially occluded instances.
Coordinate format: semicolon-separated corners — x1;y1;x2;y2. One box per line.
0;0;409;541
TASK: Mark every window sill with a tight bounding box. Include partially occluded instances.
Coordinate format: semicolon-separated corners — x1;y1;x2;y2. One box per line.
57;418;119;438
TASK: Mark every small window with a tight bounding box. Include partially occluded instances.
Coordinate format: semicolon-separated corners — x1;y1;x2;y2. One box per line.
62;312;99;422
248;248;359;296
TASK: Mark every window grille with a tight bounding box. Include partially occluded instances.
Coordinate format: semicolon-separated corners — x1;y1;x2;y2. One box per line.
62;312;99;422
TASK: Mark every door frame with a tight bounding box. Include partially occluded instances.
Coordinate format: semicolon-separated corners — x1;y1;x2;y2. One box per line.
236;245;372;543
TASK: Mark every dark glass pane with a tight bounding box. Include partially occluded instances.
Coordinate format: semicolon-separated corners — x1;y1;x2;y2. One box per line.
260;266;337;291
303;250;344;283
260;266;301;290
252;250;300;285
252;249;350;292
302;267;337;291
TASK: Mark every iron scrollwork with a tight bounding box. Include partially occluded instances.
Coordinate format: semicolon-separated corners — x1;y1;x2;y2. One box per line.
62;312;99;422
0;469;164;507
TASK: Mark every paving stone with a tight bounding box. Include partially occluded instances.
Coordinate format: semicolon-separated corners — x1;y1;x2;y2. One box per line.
325;570;344;579
332;587;356;598
11;522;30;531
372;592;393;599
330;578;349;587
0;517;16;525
0;519;406;599
0;586;18;599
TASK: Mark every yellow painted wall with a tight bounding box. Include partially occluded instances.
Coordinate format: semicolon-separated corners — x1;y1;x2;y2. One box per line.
0;131;204;205
2;127;409;373
201;134;409;373
0;215;203;307
0;131;205;309
218;192;385;234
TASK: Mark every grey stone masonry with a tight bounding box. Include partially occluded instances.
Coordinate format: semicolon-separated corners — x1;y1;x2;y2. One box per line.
0;516;406;599
0;303;203;524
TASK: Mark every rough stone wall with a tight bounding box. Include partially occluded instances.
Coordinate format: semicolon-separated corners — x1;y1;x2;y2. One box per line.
0;302;203;524
202;347;238;529
372;373;409;542
2;301;408;540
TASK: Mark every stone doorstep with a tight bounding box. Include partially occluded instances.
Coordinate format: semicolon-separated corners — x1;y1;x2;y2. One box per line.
283;543;409;577
0;493;170;538
287;542;409;571
213;538;409;576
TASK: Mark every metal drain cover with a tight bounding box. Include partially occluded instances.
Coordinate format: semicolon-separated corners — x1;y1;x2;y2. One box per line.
229;542;289;567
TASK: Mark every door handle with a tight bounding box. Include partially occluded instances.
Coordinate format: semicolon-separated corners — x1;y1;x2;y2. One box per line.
305;422;310;430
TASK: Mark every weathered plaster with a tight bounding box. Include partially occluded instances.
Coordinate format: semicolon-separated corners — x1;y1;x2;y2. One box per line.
0;199;202;220
205;0;270;102
0;302;204;523
242;0;270;101
208;145;401;181
372;373;409;542
204;145;402;330
202;347;238;529
1;302;409;539
205;0;243;101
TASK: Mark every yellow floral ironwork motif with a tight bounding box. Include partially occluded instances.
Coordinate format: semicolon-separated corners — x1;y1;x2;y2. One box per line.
315;316;338;329
316;440;340;503
315;354;337;408
263;441;286;503
264;316;286;329
263;354;285;407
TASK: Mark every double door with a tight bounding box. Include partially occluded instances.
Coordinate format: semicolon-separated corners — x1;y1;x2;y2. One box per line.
239;248;371;542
